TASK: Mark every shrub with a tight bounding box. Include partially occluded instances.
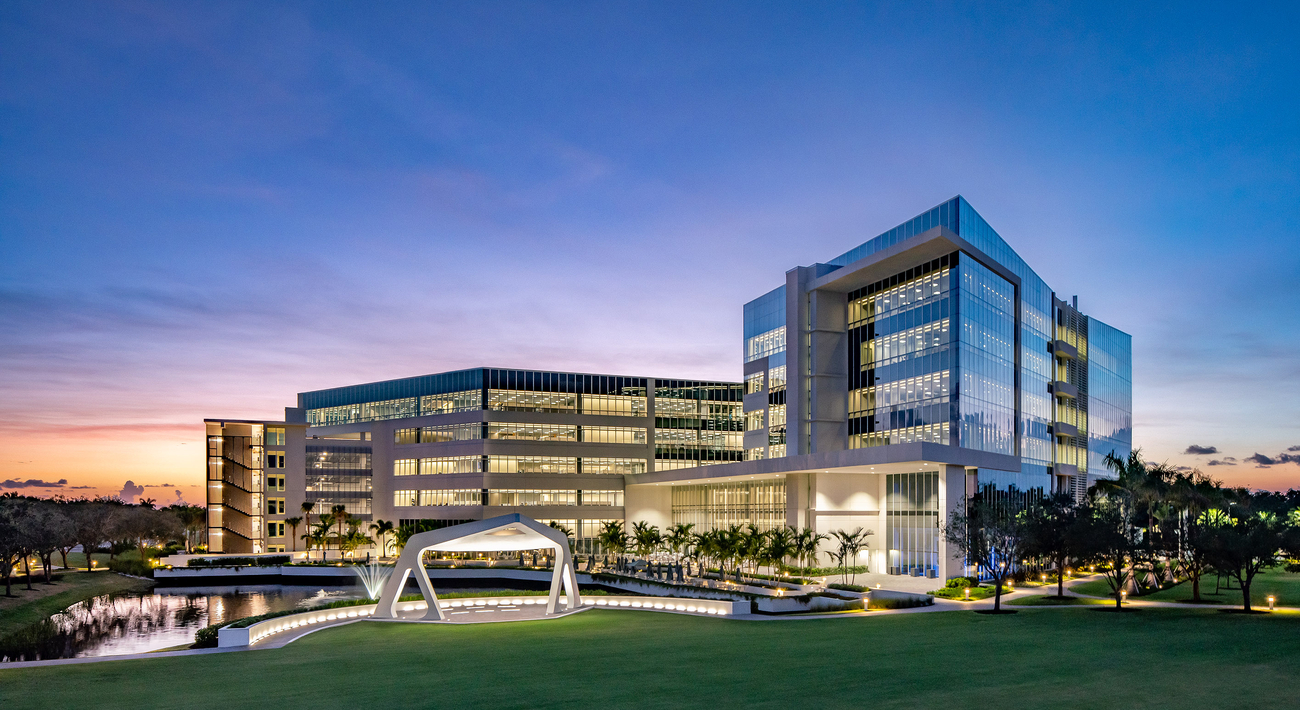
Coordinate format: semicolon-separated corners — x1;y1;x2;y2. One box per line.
868;595;934;610
945;576;978;589
187;555;289;568
109;559;153;578
828;583;867;593
192;625;220;648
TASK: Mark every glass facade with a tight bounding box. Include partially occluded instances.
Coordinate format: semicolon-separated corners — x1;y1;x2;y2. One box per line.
395;455;645;475
1086;318;1133;475
956;257;1016;455
306;445;372;518
885;472;939;576
671;480;786;532
654;381;744;469
847;255;956;448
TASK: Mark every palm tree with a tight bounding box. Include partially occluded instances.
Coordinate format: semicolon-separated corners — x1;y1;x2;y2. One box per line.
665;523;695;560
330;505;349;557
299;501;316;558
285;516;303;553
597;521;629;560
370;519;395;557
794;528;828;575
829;527;873;584
306;519;332;557
631;521;662;561
764;527;797;577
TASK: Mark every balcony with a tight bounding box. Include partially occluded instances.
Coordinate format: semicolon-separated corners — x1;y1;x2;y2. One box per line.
1054;422;1079;439
1052;381;1078;400
1053;339;1078;360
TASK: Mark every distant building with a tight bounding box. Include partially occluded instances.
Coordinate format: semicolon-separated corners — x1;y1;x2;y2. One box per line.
205;197;1132;581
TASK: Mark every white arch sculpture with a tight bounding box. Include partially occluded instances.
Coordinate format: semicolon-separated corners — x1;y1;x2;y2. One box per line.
373;514;581;621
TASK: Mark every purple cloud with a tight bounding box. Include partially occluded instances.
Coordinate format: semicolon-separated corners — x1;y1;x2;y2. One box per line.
1;478;67;488
119;480;144;502
1184;445;1219;455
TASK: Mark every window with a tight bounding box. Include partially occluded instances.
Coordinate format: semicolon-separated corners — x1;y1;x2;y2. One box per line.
267;475;285;491
580;394;647;417
487;390;577;414
267;427;286;446
580;490;624;506
267;453;285;468
394;459;418;476
267;545;286;553
486;456;577;474
420;423;483;442
580;426;646;444
768;405;786;428
420;390;481;414
768;366;787;390
268;521;285;538
488;423;577;441
579;458;646;475
266;497;285;515
745;372;764;395
745;447;766;461
746;410;766;431
487;489;579;506
394;489;482;507
420;456;485;474
419;489;482;506
394;428;419;445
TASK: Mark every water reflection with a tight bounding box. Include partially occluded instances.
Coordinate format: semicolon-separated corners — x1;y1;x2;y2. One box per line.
0;585;362;663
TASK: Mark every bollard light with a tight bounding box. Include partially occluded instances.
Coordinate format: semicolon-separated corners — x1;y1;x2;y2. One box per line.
1041;574;1047;584
964;587;971;600
1121;590;1128;604
1268;595;1276;611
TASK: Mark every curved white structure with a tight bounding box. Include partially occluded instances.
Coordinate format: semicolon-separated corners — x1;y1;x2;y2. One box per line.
373;514;581;621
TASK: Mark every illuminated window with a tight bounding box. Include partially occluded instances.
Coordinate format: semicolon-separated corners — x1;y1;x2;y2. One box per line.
746;410;766;431
488;423;577;441
420;423;483;442
420;456;485;474
580;426;646;444
393;459;418;476
745;372;764;395
580;458;646;475
267;428;286;446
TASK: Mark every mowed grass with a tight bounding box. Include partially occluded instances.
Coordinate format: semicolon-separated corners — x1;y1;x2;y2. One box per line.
1073;569;1300;606
4;607;1300;710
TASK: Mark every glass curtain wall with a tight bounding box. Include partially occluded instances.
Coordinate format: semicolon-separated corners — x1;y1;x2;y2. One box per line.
847;255;955;448
671;480;787;532
885;472;939;576
1086;318;1133;475
306;445;373;518
654;382;744;470
956;258;1016;455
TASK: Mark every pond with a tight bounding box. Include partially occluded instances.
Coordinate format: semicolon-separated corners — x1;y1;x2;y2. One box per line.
1;584;365;663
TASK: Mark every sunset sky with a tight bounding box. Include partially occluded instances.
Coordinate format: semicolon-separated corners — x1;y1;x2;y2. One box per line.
2;2;1298;502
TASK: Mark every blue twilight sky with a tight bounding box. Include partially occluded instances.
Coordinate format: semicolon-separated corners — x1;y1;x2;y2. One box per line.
1;1;1298;499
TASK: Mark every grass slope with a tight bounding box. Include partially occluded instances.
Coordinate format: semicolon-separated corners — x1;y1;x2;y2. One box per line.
4;607;1300;709
0;571;152;630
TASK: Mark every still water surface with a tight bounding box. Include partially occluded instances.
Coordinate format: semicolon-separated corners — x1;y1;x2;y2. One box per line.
2;585;364;662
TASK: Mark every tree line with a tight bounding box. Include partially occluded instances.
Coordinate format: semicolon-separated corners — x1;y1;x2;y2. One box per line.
943;450;1300;612
0;493;205;595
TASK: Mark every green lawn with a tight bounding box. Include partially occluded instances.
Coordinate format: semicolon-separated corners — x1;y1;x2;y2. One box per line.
0;571;152;630
1006;594;1110;607
4;607;1300;709
1073;569;1300;607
